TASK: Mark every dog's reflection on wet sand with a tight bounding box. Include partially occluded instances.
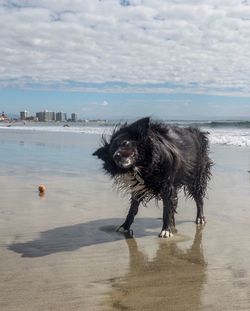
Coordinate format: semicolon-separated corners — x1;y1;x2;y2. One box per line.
107;226;207;311
8;218;207;311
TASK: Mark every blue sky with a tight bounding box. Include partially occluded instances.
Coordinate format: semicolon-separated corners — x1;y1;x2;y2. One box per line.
1;0;250;120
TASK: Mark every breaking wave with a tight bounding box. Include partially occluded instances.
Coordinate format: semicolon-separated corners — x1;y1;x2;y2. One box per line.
1;121;250;147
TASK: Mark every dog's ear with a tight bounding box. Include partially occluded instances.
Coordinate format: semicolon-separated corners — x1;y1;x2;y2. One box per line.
129;117;150;137
92;146;106;159
92;136;110;161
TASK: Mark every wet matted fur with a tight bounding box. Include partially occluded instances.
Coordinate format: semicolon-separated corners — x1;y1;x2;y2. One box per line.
93;117;213;237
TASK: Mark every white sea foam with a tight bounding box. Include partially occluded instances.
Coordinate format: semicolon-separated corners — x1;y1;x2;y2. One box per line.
207;129;250;147
1;123;250;147
0;124;112;135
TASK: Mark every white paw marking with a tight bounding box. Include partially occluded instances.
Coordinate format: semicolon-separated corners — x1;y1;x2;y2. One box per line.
196;217;206;225
159;230;173;238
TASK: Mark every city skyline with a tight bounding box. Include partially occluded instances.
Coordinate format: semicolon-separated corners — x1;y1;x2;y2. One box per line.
18;110;78;122
1;89;250;121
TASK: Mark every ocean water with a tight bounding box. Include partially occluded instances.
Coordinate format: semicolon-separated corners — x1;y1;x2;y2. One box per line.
0;120;249;179
0;120;250;147
0;129;101;178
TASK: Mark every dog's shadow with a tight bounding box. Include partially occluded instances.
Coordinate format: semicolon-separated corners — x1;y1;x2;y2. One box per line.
8;218;164;257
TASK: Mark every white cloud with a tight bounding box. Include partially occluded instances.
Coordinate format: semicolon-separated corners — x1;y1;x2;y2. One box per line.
1;0;250;95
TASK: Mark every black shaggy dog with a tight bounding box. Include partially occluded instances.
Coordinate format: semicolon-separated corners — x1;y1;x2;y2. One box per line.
93;117;212;238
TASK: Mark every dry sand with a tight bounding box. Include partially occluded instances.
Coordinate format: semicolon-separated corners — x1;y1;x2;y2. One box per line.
0;145;250;310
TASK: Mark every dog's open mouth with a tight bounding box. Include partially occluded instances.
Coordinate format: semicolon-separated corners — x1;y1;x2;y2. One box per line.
114;150;135;168
119;157;133;168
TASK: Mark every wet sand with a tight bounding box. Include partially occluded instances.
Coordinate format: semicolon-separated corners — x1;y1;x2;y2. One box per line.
0;139;250;310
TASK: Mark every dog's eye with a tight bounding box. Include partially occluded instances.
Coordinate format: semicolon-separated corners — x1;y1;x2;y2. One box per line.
121;140;130;147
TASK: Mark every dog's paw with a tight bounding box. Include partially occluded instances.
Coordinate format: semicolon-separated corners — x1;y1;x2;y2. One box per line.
195;216;206;225
116;225;133;236
159;229;173;238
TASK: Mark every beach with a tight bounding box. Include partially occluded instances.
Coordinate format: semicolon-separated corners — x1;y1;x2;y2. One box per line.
0;126;250;310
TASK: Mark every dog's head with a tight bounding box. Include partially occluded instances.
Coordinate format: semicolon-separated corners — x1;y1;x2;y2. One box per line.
93;117;150;172
110;129;142;169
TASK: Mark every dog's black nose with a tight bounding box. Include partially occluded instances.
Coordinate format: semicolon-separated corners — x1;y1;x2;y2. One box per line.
114;152;121;160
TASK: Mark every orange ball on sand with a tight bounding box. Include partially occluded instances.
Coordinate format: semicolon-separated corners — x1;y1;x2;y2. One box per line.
38;185;46;194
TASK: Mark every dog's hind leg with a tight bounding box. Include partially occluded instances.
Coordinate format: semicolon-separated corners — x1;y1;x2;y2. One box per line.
188;182;206;225
116;197;140;235
189;170;209;225
159;190;178;238
193;156;212;225
194;196;206;225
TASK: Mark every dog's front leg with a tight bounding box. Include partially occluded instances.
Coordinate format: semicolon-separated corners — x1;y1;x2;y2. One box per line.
116;197;140;235
159;192;177;238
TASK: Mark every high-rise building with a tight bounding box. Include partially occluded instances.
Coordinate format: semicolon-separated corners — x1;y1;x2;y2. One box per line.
56;112;67;122
20;110;29;120
36;112;43;121
36;111;55;122
45;111;55;122
71;113;78;122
